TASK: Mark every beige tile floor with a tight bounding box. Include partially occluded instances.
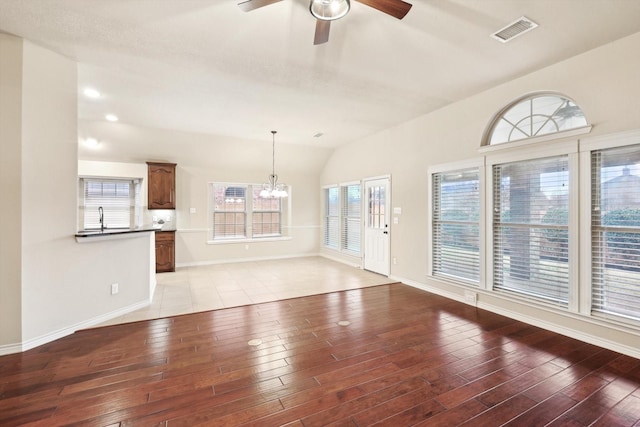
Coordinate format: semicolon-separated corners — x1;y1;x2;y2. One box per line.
99;256;393;326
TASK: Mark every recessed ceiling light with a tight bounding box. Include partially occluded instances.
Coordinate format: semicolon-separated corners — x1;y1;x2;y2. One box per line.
105;114;119;122
83;88;101;98
83;137;100;148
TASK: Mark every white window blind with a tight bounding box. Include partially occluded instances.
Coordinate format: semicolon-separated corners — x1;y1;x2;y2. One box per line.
591;144;640;322
492;156;570;306
212;185;247;239
341;184;361;254
432;168;480;284
81;178;140;229
324;187;339;248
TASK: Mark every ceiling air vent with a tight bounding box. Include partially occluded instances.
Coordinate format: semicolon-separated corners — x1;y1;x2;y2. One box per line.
491;16;538;43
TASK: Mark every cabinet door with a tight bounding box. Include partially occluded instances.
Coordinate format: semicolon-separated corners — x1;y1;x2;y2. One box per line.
148;162;176;209
155;231;175;273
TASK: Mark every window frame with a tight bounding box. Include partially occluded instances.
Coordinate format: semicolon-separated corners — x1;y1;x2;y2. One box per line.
78;176;141;231
485;140;580;311
580;130;640;326
208;182;290;244
252;186;282;238
211;184;248;240
323;182;363;256
481;92;591;148
341;182;362;255
428;159;484;287
323;185;340;249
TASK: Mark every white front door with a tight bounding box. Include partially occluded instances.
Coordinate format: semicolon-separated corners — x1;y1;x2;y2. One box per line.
364;177;390;276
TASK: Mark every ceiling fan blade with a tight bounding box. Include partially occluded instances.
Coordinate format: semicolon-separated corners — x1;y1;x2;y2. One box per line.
314;20;330;45
237;0;283;12
355;0;412;19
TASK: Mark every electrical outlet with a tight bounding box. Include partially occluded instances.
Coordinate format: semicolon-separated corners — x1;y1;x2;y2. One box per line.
464;290;477;305
111;283;119;295
393;257;397;265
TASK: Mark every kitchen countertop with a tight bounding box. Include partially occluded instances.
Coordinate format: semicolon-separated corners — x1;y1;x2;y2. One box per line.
75;224;174;239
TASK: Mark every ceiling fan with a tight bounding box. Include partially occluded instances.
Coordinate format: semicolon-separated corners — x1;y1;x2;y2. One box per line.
237;0;412;45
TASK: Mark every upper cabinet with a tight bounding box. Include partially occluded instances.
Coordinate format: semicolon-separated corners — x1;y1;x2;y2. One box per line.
147;162;176;209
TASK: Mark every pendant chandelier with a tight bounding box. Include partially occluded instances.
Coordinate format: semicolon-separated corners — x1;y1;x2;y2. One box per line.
260;130;288;198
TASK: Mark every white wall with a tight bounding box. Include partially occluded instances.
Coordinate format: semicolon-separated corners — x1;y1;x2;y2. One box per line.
0;36;154;355
0;34;23;347
321;32;640;356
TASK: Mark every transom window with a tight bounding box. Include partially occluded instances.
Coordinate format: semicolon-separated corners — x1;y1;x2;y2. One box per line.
486;93;588;146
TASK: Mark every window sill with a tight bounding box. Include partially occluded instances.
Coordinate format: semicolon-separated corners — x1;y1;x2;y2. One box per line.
207;236;292;245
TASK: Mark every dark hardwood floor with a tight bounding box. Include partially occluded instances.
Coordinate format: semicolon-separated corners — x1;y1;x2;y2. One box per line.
2;283;640;426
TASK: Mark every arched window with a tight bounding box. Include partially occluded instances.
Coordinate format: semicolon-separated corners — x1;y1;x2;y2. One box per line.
484;93;589;146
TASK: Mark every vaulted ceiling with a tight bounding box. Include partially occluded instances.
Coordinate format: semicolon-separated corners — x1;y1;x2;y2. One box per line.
1;0;640;153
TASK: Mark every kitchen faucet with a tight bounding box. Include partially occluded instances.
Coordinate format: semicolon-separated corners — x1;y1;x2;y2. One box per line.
98;206;104;231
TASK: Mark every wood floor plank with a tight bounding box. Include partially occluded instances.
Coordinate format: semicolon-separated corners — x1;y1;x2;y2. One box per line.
1;282;640;426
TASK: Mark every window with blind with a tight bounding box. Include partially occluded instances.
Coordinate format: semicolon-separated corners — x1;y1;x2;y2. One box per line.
324;186;339;249
342;184;361;254
492;155;570;306
79;178;141;230
591;144;640;322
212;185;247;239
432;168;480;284
210;183;286;241
252;187;281;237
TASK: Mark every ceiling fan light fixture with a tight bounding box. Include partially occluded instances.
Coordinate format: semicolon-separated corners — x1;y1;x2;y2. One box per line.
310;0;350;21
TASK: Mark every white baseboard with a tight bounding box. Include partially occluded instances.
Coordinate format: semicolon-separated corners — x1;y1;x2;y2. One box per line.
390;274;640;360
176;252;321;269
0;342;23;356
319;253;363;269
0;300;150;356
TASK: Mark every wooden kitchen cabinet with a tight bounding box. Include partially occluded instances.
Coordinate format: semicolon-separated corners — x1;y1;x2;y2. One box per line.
147;162;176;209
155;231;175;273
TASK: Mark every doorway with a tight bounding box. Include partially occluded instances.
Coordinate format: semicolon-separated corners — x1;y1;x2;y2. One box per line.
363;177;391;276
